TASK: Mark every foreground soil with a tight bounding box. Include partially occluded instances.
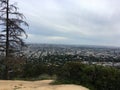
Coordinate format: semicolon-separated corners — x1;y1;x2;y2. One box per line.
0;80;89;90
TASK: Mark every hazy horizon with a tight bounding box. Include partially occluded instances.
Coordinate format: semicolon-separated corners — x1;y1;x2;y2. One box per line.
10;0;120;47
27;42;120;48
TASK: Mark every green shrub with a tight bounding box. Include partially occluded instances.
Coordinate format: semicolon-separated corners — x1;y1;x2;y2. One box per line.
56;62;120;90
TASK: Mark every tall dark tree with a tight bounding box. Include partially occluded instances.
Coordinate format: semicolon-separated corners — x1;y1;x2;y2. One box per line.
0;0;28;79
0;0;28;57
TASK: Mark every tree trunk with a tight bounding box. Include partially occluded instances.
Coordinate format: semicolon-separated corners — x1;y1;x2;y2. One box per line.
6;0;9;58
5;0;9;79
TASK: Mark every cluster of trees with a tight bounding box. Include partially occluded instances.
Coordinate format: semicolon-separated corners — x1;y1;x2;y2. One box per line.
0;55;58;79
1;54;120;90
56;62;120;90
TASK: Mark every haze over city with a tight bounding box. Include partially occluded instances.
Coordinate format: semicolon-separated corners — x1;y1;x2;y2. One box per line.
11;0;120;47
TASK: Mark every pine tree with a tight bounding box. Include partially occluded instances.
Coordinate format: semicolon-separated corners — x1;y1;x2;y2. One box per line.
0;0;28;57
0;0;28;79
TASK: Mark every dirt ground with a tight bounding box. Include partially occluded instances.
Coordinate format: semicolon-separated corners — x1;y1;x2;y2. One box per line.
0;80;89;90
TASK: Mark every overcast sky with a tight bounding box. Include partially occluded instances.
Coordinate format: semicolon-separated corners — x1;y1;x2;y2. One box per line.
11;0;120;46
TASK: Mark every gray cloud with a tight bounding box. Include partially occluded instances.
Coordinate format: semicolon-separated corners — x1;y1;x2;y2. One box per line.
10;0;120;46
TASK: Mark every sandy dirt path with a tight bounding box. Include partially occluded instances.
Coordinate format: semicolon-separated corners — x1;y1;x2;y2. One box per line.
0;80;89;90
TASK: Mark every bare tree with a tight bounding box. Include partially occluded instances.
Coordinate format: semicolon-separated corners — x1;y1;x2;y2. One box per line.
0;0;28;57
0;0;28;79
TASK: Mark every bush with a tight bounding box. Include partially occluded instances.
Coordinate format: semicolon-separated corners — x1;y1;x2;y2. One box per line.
56;61;120;90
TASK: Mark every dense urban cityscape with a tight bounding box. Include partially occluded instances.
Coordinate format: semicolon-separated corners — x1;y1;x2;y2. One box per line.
22;44;120;68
